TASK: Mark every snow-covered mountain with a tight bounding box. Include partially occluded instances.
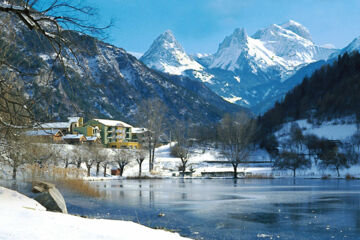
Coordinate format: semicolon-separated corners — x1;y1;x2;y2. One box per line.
140;20;340;114
210;20;336;81
140;30;214;83
140;30;203;75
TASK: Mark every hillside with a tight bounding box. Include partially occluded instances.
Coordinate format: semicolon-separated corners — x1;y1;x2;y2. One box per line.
259;51;360;133
0;12;242;125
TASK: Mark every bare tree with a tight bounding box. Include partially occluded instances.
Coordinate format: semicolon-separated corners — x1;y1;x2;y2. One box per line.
87;145;108;176
274;150;310;177
171;144;190;176
317;140;353;177
113;149;132;177
0;0;110;132
274;126;310;177
171;120;192;176
0;139;28;179
72;145;85;169
218;112;256;178
81;146;95;177
135;149;146;177
136;98;167;172
101;158;110;177
62;152;71;168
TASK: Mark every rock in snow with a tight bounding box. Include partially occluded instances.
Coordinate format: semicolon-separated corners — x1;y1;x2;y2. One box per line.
0;186;190;240
32;181;68;214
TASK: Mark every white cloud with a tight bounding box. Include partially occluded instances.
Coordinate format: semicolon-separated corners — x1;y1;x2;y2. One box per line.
321;43;336;49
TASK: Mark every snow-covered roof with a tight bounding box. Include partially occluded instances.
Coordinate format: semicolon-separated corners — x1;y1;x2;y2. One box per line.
68;117;81;123
93;119;133;128
26;129;62;136
62;134;84;140
132;128;148;134
86;136;99;141
40;122;70;129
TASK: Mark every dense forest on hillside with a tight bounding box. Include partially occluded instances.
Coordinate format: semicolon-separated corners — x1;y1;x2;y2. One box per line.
259;51;360;134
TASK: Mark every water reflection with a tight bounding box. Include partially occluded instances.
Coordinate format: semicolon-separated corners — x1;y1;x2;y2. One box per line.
1;179;360;240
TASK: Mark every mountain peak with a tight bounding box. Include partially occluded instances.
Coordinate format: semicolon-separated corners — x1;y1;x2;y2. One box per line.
279;20;312;41
336;35;360;57
140;31;203;75
159;29;176;41
217;27;248;52
233;28;247;39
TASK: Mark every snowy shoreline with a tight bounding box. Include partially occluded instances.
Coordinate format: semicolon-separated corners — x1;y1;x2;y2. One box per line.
0;186;191;240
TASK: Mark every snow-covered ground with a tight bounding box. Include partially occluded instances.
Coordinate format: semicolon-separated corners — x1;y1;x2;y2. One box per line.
273;118;360;178
114;143;272;178
1;117;359;182
276;118;358;141
0;186;190;240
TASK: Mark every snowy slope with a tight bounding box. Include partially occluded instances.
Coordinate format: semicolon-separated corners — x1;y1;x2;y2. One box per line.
0;187;190;240
276;119;358;141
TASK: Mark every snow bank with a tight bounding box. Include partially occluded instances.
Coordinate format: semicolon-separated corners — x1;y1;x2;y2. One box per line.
0;186;190;240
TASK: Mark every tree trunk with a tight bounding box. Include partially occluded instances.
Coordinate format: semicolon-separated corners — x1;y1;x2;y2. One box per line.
103;164;107;177
96;162;100;176
12;167;17;180
138;162;142;177
336;167;340;177
148;148;152;171
181;159;186;175
119;166;124;177
232;164;238;179
65;159;69;168
151;147;155;171
87;166;91;177
77;161;81;169
293;168;296;178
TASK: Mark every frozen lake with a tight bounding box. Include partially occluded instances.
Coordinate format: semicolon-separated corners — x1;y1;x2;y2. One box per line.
2;179;360;240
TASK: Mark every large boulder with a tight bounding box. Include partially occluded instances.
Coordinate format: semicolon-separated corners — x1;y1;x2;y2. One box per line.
31;181;55;193
32;181;68;214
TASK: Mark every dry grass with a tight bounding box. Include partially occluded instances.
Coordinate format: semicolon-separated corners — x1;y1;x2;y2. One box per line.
126;176;163;180
244;174;274;179
56;178;102;198
27;165;102;198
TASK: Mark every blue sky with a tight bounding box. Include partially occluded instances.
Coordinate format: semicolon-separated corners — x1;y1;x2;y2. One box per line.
86;0;360;54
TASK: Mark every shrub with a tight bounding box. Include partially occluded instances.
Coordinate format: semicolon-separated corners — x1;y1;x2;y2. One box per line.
321;174;330;179
345;174;356;180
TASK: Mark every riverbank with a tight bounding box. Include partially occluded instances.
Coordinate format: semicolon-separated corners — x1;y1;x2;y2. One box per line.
0;186;190;240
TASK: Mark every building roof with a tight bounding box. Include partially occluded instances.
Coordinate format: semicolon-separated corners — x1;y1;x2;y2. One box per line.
132;128;148;134
86;136;99;141
62;134;85;140
26;129;62;136
40;122;70;129
68;117;81;123
93;119;133;128
38;116;81;130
